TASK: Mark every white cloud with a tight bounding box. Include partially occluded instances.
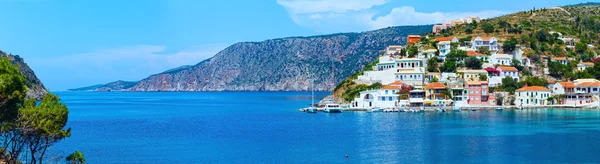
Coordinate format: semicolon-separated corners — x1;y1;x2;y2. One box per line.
277;0;508;33
27;44;226;90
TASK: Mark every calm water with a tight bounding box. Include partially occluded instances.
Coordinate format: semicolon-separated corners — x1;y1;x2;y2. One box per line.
51;92;600;163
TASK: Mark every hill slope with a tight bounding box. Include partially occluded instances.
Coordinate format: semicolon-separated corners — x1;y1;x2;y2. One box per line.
1;51;48;99
73;25;432;91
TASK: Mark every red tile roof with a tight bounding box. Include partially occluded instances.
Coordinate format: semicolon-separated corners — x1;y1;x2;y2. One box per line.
551;57;568;61
583;62;594;66
516;86;550;91
471;36;494;41
498;66;518;71
577;82;600;87
547;79;556;84
382;85;401;90
388;80;405;85
558;82;575;88
435;36;455;42
425;82;447;89
467;51;484;57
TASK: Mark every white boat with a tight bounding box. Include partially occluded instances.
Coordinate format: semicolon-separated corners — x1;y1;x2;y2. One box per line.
306;106;318;113
453;107;461;111
323;104;343;113
495;107;503;111
302;66;318;113
368;108;382;112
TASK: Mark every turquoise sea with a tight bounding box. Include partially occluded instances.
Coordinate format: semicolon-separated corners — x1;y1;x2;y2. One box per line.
52;92;600;163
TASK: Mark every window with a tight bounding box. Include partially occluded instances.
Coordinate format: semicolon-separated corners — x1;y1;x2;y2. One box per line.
471;90;474;94
483;90;486;94
594;88;598;92
385;90;389;94
392;90;396;94
381;97;385;101
389;97;392;101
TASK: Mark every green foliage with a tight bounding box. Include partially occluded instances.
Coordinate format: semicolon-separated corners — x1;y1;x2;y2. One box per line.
427;57;439;72
464;27;473;34
440;60;457;73
0;57;27;124
431;76;439;82
465;57;482;69
479;74;488;81
535;29;549;42
459;36;472;43
502;37;518;53
501;76;519;94
483;23;495;33
66;150;86;164
575;42;588;54
20;93;71;164
407;45;419;58
477;46;490;55
518;76;548;87
368;82;383;90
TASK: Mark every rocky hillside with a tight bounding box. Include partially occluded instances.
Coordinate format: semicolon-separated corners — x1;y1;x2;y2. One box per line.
1;51;48;99
69;80;137;92
74;25;431;91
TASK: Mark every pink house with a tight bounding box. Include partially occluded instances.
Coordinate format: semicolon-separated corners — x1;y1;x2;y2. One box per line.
466;81;494;105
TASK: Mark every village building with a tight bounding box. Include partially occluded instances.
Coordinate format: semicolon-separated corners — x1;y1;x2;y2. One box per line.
420;49;437;59
466;50;485;60
490;53;512;65
457;69;488;81
385;45;403;55
448;80;468;106
407;35;421;45
551;57;569;65
466;81;493;106
471;36;498;52
552;82;575;95
395;68;425;87
516;86;552;107
424;82;452;106
436;41;451;60
577;61;594;71
351;85;401;109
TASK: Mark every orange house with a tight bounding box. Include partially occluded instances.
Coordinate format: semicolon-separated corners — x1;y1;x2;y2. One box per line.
407;35;421;45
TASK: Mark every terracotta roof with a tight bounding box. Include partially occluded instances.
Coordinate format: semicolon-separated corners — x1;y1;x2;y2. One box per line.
466;81;488;85
516;86;550;91
425;82;447;89
472;36;494;41
495;54;512;59
435;36;455;42
583;62;594;66
498;66;518;71
467;51;484;57
388;80;405;85
408;35;421;38
558;82;575;88
382;85;401;90
577;82;600;87
547;79;556;84
551;57;568;61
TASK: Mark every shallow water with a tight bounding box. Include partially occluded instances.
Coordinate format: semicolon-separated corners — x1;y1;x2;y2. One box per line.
52;92;600;163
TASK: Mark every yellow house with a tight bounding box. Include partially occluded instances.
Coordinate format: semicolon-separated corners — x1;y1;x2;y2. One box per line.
425;82;452;106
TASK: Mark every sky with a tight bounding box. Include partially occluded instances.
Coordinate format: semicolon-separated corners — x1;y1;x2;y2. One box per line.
0;0;591;91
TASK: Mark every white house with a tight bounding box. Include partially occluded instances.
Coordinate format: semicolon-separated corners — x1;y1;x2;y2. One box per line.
551;57;569;65
395;58;423;69
395;68;425;88
420;49;437;59
490;54;512;65
488;66;519;86
466;51;485;60
376;55;396;71
386;45;403;55
351;86;400;109
471;36;498;52
516;86;552;107
552;82;575;95
437;41;452;60
577;61;594;71
575;81;600;94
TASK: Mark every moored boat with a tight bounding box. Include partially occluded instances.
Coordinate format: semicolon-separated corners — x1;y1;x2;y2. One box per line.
323;104;343;113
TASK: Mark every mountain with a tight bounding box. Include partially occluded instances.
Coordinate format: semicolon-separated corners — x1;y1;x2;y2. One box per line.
69;80;137;92
73;25;432;91
1;51;48;99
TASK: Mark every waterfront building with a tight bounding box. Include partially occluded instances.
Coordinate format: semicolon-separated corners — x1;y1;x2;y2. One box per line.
424;82;452;106
351;85;401;109
409;90;425;107
466;81;493;106
488;66;519;86
552;82;575;95
448;80;468;106
575;81;600;94
470;36;498;52
516;86;552;107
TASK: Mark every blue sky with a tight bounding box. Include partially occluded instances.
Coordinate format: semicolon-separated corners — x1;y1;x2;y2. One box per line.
0;0;590;91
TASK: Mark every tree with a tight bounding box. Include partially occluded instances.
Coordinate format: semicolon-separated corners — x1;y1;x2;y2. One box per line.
502;37;518;53
440;60;457;73
20;93;71;164
368;82;383;90
519;76;548;87
465;27;473;34
66;150;86;164
0;57;28;163
479;74;488;81
407;46;419;58
427;57;439;72
400;48;407;57
431;76;439;82
548;61;565;78
575;42;587;54
465;57;483;69
483;23;495;33
535;29;549;42
501;76;519;94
